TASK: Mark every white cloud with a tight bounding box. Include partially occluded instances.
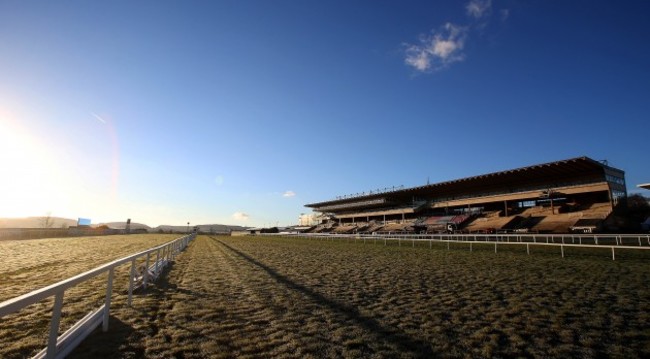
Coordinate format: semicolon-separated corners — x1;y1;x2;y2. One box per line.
404;23;468;72
282;190;296;198
466;0;492;19
232;212;249;221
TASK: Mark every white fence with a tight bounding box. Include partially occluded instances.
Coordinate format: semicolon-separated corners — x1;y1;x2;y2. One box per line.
259;232;650;260
0;233;195;359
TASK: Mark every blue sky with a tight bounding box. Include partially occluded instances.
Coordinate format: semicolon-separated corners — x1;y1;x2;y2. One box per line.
1;0;648;227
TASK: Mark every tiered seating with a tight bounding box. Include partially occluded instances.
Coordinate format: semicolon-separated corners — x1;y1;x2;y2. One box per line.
520;206;554;216
417;215;456;232
377;223;415;233
363;223;385;233
463;215;519;233
332;225;357;234
532;213;582;233
449;214;472;225
312;224;336;233
581;203;612;219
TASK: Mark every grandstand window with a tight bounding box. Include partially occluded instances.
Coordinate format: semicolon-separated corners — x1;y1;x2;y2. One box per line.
606;174;626;186
518;200;536;208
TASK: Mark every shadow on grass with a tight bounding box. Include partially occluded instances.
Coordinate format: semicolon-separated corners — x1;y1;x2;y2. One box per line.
214;238;435;357
67;315;142;358
69;262;183;358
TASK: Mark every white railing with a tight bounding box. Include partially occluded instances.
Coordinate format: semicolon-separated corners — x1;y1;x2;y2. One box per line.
258;232;650;260
0;233;195;359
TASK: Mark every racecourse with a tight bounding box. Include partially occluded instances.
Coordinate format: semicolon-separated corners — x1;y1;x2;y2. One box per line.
0;234;180;358
62;235;650;358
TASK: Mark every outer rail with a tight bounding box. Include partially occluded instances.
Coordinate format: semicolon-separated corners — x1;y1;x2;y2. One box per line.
258;232;650;260
0;233;195;359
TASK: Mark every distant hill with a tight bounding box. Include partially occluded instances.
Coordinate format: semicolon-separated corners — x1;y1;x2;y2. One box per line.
0;217;247;233
0;217;77;229
152;224;248;233
96;222;152;230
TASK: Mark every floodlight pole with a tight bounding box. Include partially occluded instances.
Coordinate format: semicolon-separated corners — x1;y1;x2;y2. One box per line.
187;222;190;234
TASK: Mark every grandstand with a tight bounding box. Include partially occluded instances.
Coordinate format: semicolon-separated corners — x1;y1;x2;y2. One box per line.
305;157;627;234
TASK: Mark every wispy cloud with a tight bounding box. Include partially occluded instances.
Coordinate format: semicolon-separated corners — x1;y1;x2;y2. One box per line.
404;23;468;72
466;0;492;19
283;190;296;198
232;212;249;221
91;112;106;124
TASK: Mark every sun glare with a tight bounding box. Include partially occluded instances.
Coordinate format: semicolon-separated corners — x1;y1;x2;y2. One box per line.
0;121;70;218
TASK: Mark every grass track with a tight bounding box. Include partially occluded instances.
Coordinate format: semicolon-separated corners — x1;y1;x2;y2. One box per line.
66;235;650;358
0;234;181;358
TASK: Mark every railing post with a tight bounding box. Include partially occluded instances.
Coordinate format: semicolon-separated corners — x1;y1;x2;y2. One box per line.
144;252;151;288
46;291;65;359
155;249;161;276
103;268;114;332
612;247;615;261
128;259;136;306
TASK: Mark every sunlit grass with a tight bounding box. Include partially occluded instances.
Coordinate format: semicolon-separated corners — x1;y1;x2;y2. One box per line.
0;234;180;358
3;234;650;358
66;235;650;358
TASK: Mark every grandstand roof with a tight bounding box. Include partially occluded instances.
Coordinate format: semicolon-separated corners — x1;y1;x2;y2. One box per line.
639;183;650;190
306;156;622;209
